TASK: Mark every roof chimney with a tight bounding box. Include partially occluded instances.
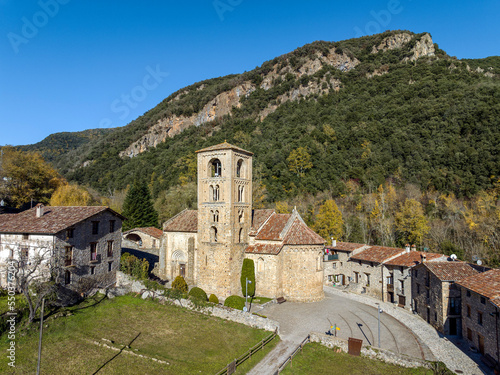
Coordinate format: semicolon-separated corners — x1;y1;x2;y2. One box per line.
331;238;336;247
411;244;417;252
35;203;44;218
420;253;427;263
405;244;410;253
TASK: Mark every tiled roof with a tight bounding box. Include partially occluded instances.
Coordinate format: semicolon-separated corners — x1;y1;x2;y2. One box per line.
456;269;500;305
385;251;445;267
125;227;163;239
325;242;366;252
350;246;405;264
163;209;198;232
245;243;283;255
284;218;325;245
424;261;479;281
249;209;275;235
255;213;291;240
196;141;253;155
0;206;120;234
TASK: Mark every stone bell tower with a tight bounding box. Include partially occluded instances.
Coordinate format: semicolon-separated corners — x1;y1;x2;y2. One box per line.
195;142;253;298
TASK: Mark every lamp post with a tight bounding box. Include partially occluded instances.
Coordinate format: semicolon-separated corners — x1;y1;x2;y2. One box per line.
245;278;252;312
376;304;383;347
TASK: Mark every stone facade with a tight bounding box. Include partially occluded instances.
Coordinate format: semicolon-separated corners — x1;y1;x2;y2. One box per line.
0;205;123;290
123;227;162;249
411;262;479;335
159;142;325;302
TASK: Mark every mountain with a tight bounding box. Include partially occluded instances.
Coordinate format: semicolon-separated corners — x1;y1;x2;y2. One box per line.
21;31;500;201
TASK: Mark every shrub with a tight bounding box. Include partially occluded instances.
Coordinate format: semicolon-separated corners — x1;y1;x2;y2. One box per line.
188;287;207;302
209;294;219;304
224;295;245;310
240;259;255;297
172;276;188;293
120;253;149;280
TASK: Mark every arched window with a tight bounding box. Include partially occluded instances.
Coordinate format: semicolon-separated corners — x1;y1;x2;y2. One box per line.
214;185;220;201
317;252;323;271
257;257;264;272
238;186;244;202
213;210;219;222
236;159;243;178
211;159;222;177
238;210;244;223
211;226;218;242
238;228;243;243
209;185;214;201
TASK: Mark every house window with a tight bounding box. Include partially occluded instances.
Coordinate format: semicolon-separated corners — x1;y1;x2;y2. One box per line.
152;239;156;248
426;289;430;299
65;246;73;266
22;233;29;240
109;220;115;233
66;227;74;239
478;312;483;326
90;243;98;261
92;221;99;235
9;248;14;259
426;271;430;287
64;270;71;285
108;262;113;272
400;280;405;294
236;159;243;178
415;270;418;278
467;328;472;341
434;312;437;321
211;159;222;177
90;266;95;275
107;241;113;257
21;247;29;260
467;305;471;318
414;299;418;313
480;297;486;305
466;290;471;297
387;275;393;285
417;283;420;294
400;266;404;273
365;273;370;286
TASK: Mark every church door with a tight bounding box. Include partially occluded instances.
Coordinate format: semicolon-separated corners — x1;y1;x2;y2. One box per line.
179;264;186;278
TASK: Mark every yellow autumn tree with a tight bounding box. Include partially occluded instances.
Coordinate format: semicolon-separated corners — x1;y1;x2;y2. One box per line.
287;147;313;177
395;199;429;246
1;146;63;208
275;201;291;213
50;183;94;206
314;199;344;242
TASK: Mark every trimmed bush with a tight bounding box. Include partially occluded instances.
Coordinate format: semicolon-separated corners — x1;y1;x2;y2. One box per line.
240;259;255;297
224;295;245;310
209;294;219;304
188;287;208;301
172;276;188;293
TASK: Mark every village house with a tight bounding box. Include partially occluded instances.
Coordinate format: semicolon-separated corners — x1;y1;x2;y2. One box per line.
123;227;163;249
322;241;368;286
158;142;325;302
411;261;481;336
456;269;500;367
0;204;124;289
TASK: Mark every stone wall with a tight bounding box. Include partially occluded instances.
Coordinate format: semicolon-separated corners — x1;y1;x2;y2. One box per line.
461;288;500;362
245;252;282;298
349;260;384;300
309;332;431;369
159;231;196;283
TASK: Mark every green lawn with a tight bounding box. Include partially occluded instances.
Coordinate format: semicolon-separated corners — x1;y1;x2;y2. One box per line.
0;294;278;374
281;343;435;375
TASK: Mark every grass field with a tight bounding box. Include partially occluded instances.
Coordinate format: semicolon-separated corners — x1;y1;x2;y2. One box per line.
280;343;436;375
0;294;279;374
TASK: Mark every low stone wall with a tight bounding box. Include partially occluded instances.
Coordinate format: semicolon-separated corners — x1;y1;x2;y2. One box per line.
114;271;279;333
309;332;431;370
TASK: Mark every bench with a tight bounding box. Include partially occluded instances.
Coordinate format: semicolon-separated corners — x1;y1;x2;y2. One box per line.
276;297;286;304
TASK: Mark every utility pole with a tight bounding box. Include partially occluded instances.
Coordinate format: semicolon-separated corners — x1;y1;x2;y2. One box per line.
244;278;252;312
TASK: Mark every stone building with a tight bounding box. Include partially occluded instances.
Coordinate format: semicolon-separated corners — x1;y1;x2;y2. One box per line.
123;227;163;249
322;241;368;286
158;142;325;301
0;204;124;289
412;261;480;335
456;269;500;365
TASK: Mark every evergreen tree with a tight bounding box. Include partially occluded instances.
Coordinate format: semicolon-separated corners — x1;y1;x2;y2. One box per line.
122;180;159;231
240;259;255;297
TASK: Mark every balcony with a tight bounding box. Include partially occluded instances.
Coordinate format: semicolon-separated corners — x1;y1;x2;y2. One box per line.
65;259;75;268
90;253;101;264
324;254;339;261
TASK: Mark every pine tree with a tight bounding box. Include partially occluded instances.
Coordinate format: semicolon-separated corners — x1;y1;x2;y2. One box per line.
122;180;159;231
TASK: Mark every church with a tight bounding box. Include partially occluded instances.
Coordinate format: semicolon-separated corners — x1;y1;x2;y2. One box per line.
158;142;325;302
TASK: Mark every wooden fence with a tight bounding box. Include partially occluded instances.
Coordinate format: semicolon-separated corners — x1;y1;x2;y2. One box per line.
274;335;311;374
215;328;278;375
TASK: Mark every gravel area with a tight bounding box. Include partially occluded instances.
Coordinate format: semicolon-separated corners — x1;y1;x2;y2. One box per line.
324;286;489;375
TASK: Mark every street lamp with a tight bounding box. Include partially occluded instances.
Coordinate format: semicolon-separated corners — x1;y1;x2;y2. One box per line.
376;304;383;347
244;278;252;312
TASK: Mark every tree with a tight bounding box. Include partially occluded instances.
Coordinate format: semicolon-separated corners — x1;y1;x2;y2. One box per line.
395;199;430;246
240;259;255;297
0;147;63;208
49;183;94;206
122;179;159;231
172;276;188;293
314;200;344;242
287;147;313;177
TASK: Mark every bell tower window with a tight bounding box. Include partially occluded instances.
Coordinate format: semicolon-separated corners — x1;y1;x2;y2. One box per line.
211;159;222;177
238;186;244;202
236;159;243;178
211;226;218;243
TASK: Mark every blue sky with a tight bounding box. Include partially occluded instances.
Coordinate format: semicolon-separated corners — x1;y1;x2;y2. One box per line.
1;0;498;146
